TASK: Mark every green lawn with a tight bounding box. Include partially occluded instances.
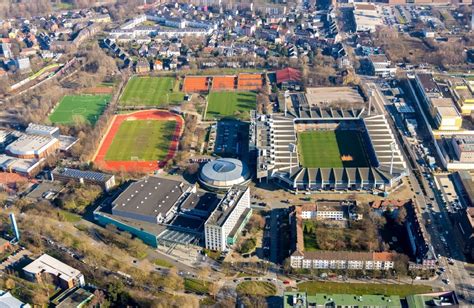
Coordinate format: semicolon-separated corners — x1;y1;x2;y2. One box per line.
205;91;256;120
105;120;176;161
297;130;369;168
303;221;318;251
184;278;211;294
153;258;173;268
49;94;110;125
236;281;277;297
119;76;184;106
58;210;82;223
298;281;437;297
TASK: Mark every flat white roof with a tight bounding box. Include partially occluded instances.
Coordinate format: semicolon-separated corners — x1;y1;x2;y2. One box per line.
23;254;81;282
6;135;57;156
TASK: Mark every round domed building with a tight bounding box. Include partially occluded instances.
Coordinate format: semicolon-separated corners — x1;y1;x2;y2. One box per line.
199;158;251;191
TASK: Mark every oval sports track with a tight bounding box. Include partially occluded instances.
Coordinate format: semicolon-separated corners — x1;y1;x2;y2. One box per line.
93;110;183;173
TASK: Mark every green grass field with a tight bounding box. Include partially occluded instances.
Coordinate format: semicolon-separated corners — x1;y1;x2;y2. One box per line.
49;94;110;125
297;281;437;297
297;130;369;168
236;281;277;296
205;91;256;120
105;120;176;161
119;77;184;106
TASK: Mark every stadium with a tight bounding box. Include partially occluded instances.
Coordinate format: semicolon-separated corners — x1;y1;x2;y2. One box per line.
93;110;183;173
252;87;408;193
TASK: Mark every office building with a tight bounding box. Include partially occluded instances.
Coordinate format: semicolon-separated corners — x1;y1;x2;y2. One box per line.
204;185;252;251
23;254;85;290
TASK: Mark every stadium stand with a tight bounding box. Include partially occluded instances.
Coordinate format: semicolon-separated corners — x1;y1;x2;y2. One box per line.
183;76;209;92
237;73;263;90
212;76;236;90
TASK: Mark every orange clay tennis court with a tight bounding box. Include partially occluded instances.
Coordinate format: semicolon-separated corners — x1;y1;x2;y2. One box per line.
93;110;183;173
183;76;209;92
212;76;236;90
237;73;263;90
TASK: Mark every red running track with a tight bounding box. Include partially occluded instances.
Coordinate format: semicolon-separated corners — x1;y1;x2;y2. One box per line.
93;110;184;173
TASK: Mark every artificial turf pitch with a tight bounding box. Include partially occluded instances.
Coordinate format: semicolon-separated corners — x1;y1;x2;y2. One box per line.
49;94;110;125
104;120;177;161
119;76;184;106
205;91;256;120
297;130;369;168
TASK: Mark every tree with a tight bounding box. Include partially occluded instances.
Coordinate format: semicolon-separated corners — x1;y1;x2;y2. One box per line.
393;253;410;276
4;278;15;290
395;207;407;226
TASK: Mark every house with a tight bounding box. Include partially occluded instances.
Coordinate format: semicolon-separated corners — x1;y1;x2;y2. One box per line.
15;57;31;72
0;237;12;254
153;59;163;70
23;254;85;290
135;59;150;73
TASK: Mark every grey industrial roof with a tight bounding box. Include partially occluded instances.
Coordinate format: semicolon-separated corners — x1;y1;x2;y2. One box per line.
112;176;189;218
180;192;220;213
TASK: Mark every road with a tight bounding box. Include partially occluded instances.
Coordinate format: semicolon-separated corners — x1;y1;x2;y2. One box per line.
393;78;474;303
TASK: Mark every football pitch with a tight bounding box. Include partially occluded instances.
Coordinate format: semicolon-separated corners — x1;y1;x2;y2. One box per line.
49;94;110;125
297;130;369;168
119;76;184;106
104;120;177;161
205;91;256;120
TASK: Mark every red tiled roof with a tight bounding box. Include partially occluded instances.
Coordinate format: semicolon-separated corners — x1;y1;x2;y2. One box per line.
276;67;302;83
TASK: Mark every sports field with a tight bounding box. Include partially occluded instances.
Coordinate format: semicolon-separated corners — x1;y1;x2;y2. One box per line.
119;76;184;106
297;130;369;168
104;120;177;161
49;94;110;125
205;91;256;120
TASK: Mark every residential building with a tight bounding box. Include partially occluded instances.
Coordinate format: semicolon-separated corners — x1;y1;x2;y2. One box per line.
405;201;436;269
23;254;85;290
455;207;474;260
15;57;31;72
290;250;395;270
135;59;150;73
204;185;252;251
451;136;474;163
300;201;359;221
52;167;116;191
0;43;12;59
0;237;12;254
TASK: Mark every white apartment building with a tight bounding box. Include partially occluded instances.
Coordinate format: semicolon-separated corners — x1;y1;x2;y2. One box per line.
204;186;251;251
290;251;395;271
